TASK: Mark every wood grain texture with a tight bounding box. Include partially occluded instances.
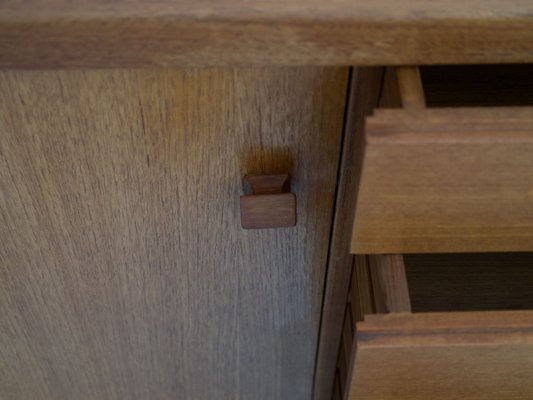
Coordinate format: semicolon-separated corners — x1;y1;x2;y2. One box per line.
240;193;296;229
358;311;533;344
350;311;533;400
352;107;533;254
378;68;402;109
342;255;410;400
240;174;296;229
1;1;533;67
351;256;376;326
341;256;373;400
368;255;411;313
0;67;348;400
313;67;383;400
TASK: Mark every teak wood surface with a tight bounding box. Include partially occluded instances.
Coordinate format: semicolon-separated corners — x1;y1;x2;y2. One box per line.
313;67;384;400
240;193;297;229
352;107;533;254
1;0;532;67
240;174;296;229
342;254;411;399
396;66;426;110
0;67;348;400
368;255;411;314
351;311;533;399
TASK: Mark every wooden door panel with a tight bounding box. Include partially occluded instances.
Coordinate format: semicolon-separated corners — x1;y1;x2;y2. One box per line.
0;68;348;399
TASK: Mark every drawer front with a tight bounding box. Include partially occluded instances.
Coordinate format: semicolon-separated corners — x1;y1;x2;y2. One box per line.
352;107;533;254
345;66;533;400
345;253;533;400
350;310;533;400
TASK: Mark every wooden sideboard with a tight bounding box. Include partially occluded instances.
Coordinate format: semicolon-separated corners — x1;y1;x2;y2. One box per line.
1;2;532;400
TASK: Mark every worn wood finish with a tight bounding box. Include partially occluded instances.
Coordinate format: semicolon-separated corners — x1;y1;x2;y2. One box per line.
0;67;348;400
1;1;533;68
369;255;411;313
352;107;533;254
351;311;533;399
313;67;383;400
396;66;426;109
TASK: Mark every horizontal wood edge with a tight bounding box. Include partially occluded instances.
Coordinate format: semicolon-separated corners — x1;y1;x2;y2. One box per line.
357;311;533;348
1;1;533;67
366;107;533;144
373;107;533;119
4;1;532;21
351;238;533;255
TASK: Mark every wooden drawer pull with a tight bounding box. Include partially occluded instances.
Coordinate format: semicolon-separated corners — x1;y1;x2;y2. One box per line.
240;174;296;229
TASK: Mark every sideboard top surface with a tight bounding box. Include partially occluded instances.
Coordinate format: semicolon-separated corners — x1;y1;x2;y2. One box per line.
1;0;532;67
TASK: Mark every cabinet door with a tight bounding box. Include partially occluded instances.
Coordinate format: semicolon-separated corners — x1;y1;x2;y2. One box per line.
0;68;348;400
